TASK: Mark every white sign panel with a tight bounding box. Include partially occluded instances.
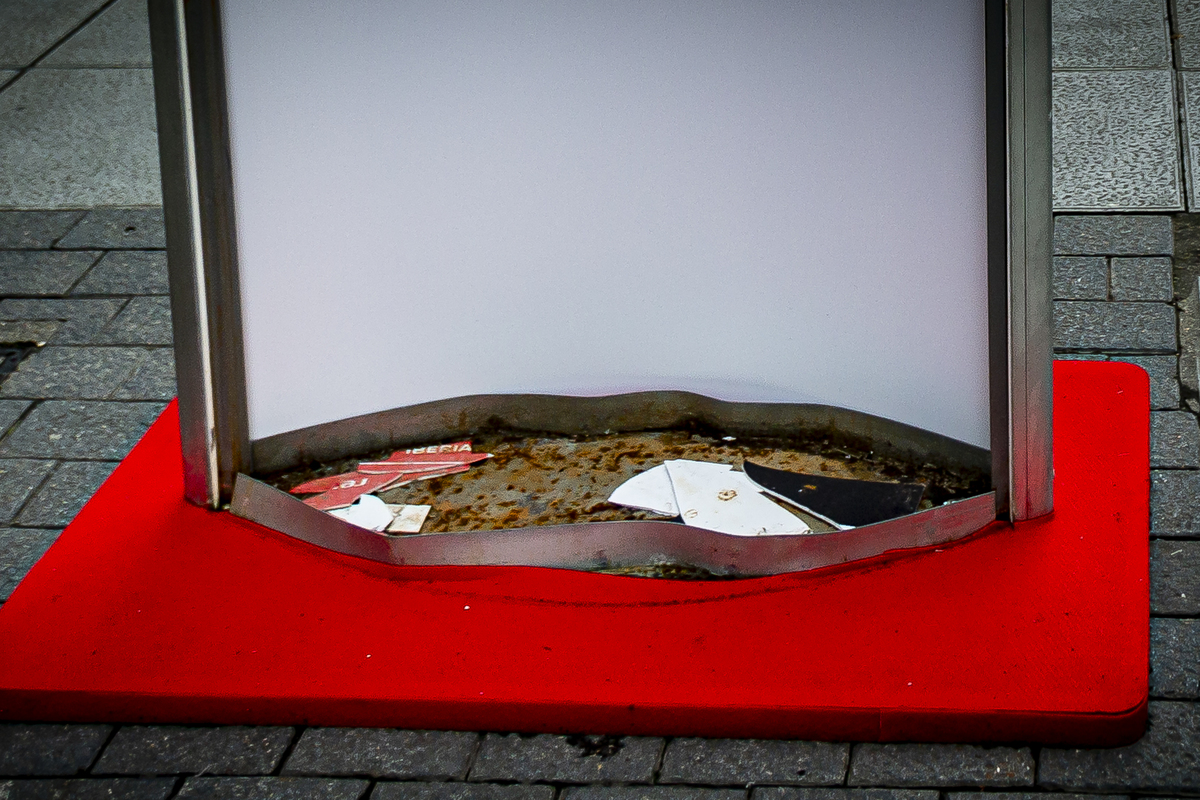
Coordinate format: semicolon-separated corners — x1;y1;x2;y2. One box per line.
221;0;989;447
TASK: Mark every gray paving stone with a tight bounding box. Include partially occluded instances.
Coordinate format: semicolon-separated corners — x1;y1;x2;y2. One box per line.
847;744;1033;788
660;739;849;786
1053;301;1176;352
0;346;148;400
0;527;59;600
94;297;172;345
1179;0;1200;68
57;208;165;249
94;726;294;776
564;790;744;800
0;299;126;344
1112;355;1181;409
0;458;54;522
1111;257;1174;301
0;0;108;68
0;69;161;208
1151;412;1200;467
0;723;110;776
948;793;1121;800
283;728;475;780
0;321;62;344
0;778;176;799
0;210;86;248
1053;257;1108;300
177;778;369;800
1039;701;1200;791
112;348;175;400
469;733;662;783
16;460;117;527
72;251;169;295
0;71;15;90
374;786;555;800
41;0;152;68
1151;618;1200;699
1182;73;1200;212
754;792;937;800
1052;0;1169;68
1152;470;1200;535
1052;71;1182;211
1151;540;1200;614
0;251;100;296
0;399;32;437
0;400;165;460
1055;215;1174;256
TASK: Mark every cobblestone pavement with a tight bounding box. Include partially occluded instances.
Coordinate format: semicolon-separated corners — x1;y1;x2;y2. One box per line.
1;0;1200;798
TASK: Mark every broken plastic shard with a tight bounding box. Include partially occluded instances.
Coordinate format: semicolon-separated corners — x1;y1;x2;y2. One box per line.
607;463;678;516
385;504;432;534
742;461;925;528
663;459;810;537
295;471;408;510
328;494;395;532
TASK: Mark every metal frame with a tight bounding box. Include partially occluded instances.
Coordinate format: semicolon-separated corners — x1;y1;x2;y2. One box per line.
149;0;1052;531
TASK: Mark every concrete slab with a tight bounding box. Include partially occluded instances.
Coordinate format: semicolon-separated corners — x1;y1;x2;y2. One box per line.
1053;0;1170;69
41;0;151;68
1174;0;1200;68
1052;71;1183;211
0;72;16;90
1180;72;1200;211
0;69;160;209
0;0;107;69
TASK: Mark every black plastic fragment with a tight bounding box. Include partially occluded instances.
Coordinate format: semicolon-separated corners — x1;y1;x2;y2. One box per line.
743;461;925;528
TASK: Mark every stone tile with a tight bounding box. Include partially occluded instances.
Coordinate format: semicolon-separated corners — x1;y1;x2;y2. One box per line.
94;297;172;345
0;458;54;522
57;208;165;249
564;790;743;800
1111;257;1174;301
847;744;1033;787
41;0;152;68
0;723;110;776
0;0;108;68
1151;412;1200;467
0;69;160;208
1052;0;1169;68
1111;355;1181;409
375;786;555;800
73;251;169;295
0;299;126;344
660;739;849;786
0;527;59;600
0;251;100;296
0;346;148;400
1179;0;1200;68
1152;470;1200;535
283;728;475;780
0;400;165;460
113;348;175;400
0;399;32;436
0;778;176;799
1053;301;1176;352
1054;215;1174;255
0;210;86;248
1053;257;1108;300
0;71;15;90
755;792;937;800
1040;701;1200;791
94;726;294;776
177;778;369;800
0;321;62;345
469;733;662;783
1181;73;1200;211
1052;71;1183;211
1151;540;1200;614
948;793;1120;800
1151;618;1200;699
17;460;117;527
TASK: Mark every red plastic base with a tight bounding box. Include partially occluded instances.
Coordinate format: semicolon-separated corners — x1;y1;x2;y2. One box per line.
0;361;1149;745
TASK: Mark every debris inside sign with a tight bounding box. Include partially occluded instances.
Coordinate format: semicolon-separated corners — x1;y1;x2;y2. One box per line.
608;459;812;536
385;503;432;534
328;494;395;531
290;440;491;510
743;461;925;529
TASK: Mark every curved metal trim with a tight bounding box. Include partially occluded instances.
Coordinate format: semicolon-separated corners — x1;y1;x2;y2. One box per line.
231;473;997;577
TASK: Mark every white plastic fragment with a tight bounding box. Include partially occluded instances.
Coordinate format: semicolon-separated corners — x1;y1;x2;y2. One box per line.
663;460;810;537
328;493;395;531
385;504;432;534
607;464;678;516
